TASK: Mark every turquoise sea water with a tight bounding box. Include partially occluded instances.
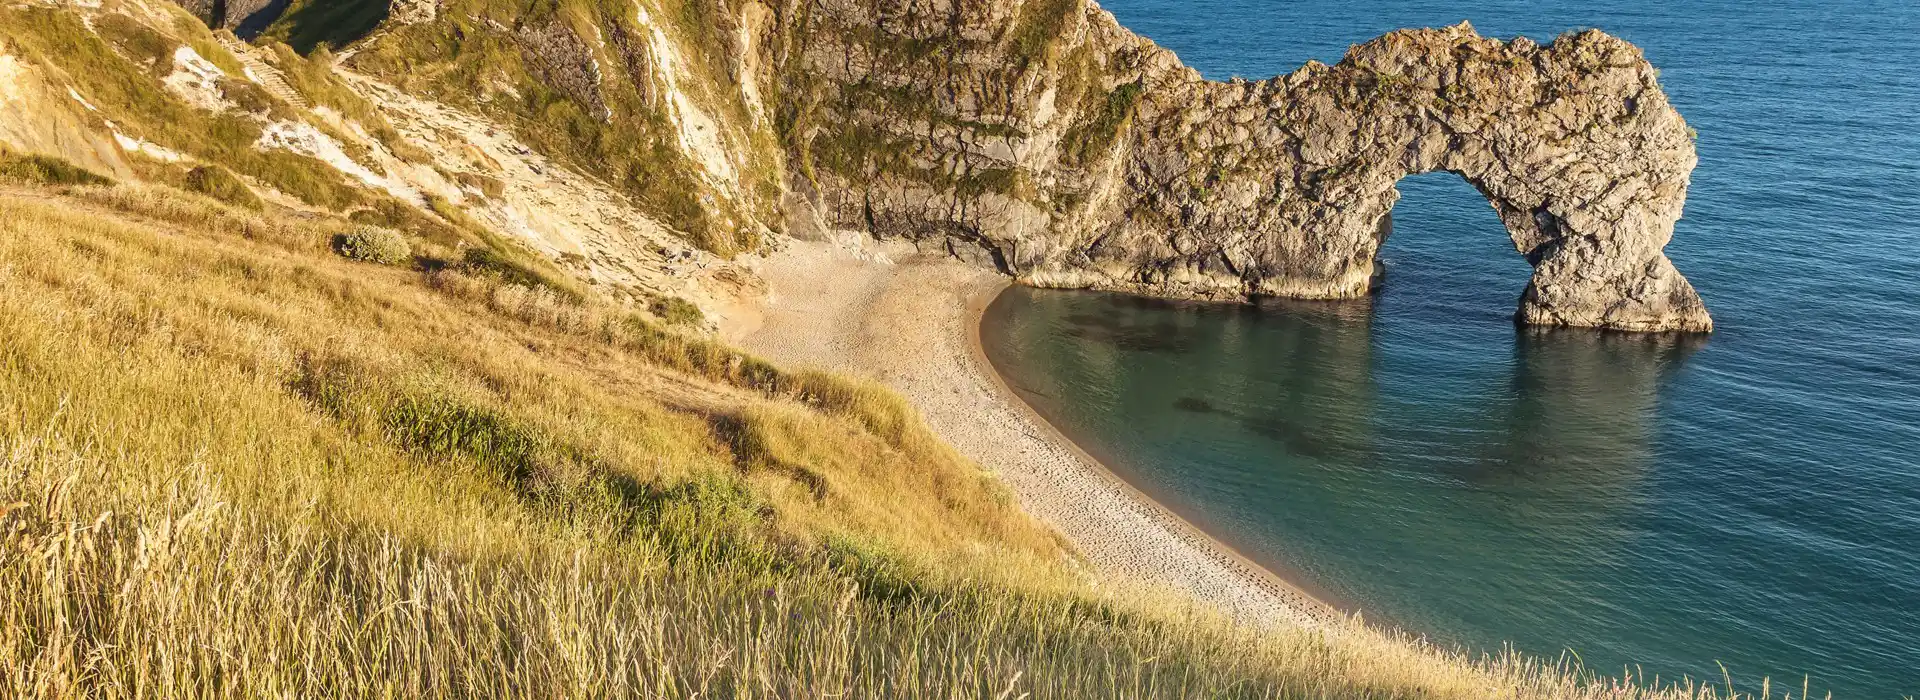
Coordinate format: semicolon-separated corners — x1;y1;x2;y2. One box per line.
981;1;1920;696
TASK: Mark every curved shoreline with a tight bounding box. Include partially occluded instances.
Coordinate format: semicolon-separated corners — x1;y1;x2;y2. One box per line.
964;280;1351;622
734;238;1342;629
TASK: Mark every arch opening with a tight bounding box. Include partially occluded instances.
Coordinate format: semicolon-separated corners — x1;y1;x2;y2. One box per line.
1010;23;1714;332
1373;173;1534;324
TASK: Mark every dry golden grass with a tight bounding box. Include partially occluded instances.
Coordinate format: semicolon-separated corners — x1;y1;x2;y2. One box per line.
0;4;1821;695
0;182;1820;698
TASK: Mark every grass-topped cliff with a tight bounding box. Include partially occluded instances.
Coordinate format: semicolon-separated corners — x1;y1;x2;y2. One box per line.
0;1;1759;697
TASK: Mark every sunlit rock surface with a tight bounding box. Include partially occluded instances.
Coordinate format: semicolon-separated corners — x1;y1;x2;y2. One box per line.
778;4;1710;331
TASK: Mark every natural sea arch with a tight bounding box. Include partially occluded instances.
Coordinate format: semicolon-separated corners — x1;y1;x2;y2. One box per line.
1029;20;1720;331
1012;24;1716;332
782;5;1712;331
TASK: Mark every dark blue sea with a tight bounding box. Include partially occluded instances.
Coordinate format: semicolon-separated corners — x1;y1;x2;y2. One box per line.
981;1;1920;696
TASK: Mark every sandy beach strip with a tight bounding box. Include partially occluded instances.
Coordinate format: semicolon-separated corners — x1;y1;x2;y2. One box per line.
731;237;1341;629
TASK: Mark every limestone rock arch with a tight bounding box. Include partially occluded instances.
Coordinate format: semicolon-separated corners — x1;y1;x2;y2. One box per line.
1024;22;1712;332
768;5;1710;331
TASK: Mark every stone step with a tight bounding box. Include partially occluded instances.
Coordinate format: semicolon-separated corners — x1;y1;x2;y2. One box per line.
216;35;308;110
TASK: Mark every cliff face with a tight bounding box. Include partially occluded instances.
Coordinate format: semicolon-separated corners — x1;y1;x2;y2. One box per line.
73;0;1711;331
773;1;1710;332
0;44;132;179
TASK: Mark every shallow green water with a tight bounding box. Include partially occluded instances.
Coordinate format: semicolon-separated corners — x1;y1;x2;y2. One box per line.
980;2;1920;695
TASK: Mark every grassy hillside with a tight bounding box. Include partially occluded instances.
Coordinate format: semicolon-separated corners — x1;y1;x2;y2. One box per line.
0;1;1810;697
1;4;362;209
0;167;1804;700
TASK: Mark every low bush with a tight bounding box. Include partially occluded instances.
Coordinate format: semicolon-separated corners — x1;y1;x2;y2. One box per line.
459;241;585;302
333;225;412;265
650;294;706;327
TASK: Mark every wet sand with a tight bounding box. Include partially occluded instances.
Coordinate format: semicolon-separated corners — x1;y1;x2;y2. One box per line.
732;237;1340;628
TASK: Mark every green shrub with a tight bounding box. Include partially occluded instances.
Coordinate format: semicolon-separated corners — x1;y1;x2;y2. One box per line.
182;165;263;209
332;225;412;265
650;294;706;327
459;236;586;302
90;11;172;77
385;392;542;484
463;246;542;285
218;77;285;118
0;149;112;187
349;196;467;246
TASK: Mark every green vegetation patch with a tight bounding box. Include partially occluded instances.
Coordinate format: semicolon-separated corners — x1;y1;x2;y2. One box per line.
348;196;465;247
0;148;113;187
1009;0;1081;65
1061;80;1144;167
182;164;263;209
649;294;705;327
217;76;290;118
385;391;546;484
455;171;506;199
333;225;413;265
610;314;788;392
90;11;174;76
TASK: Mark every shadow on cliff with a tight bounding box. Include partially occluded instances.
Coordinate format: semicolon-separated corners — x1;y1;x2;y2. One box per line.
266;0;388;54
232;0;291;40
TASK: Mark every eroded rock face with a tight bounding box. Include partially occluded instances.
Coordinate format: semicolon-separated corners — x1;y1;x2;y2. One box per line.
0;43;132;179
167;0;1711;331
773;3;1711;332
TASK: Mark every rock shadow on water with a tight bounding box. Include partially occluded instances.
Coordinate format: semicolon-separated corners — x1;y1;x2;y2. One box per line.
1060;323;1195;353
1449;327;1705;488
1165;394;1370;463
1250;295;1378;323
1101;294;1190;313
1060;313;1196;354
1239;413;1375;463
1171;398;1373;466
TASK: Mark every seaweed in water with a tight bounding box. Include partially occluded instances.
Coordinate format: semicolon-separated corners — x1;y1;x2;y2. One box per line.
1239;414;1370;463
1173;397;1219;413
1064;313;1123;330
1062;325;1194;353
1060;316;1195;354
